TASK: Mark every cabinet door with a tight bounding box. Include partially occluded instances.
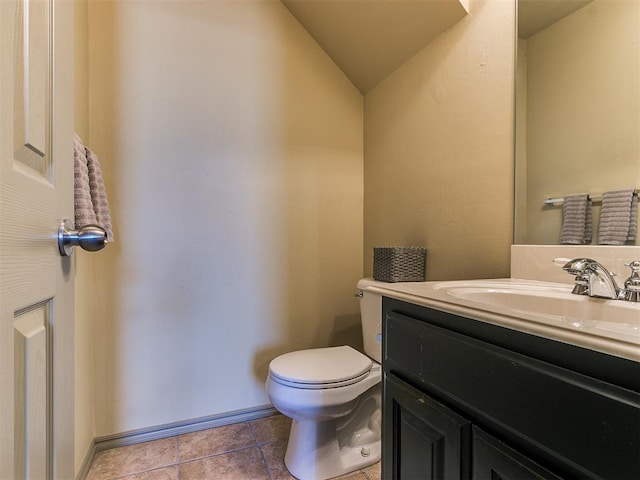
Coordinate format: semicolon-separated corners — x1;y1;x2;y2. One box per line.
383;373;471;480
473;427;563;480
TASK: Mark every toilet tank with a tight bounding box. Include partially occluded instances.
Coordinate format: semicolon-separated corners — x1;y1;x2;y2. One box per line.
357;278;383;363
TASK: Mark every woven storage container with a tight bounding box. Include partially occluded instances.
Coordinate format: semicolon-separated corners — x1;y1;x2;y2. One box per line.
373;246;426;282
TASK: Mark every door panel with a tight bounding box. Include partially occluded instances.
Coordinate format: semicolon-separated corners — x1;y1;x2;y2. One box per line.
14;303;51;480
1;0;74;478
13;0;50;176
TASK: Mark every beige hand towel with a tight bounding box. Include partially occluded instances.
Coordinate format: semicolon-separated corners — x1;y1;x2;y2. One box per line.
86;148;114;242
628;193;638;242
561;194;591;244
74;134;97;227
73;134;114;242
598;189;635;245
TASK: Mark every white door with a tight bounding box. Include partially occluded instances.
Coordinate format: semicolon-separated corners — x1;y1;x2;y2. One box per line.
0;0;75;479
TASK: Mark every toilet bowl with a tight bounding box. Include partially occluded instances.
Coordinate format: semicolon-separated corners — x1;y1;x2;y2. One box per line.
266;279;383;480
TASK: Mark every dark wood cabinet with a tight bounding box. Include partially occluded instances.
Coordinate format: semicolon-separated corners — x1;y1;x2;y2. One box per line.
384;372;471;480
472;427;562;480
382;297;640;480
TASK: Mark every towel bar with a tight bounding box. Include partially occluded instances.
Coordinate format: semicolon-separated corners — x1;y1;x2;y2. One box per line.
544;189;639;207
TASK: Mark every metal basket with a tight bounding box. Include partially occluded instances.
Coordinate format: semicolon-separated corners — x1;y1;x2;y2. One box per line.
373;246;426;282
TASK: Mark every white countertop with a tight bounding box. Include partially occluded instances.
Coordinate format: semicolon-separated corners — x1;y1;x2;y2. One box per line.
368;278;640;362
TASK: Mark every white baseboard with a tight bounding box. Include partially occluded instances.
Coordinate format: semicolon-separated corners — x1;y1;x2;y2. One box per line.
75;438;96;480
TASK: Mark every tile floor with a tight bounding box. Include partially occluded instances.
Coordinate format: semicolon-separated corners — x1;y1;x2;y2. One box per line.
86;414;381;480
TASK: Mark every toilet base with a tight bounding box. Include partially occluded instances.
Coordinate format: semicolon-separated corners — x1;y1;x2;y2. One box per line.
283;387;381;480
284;421;380;480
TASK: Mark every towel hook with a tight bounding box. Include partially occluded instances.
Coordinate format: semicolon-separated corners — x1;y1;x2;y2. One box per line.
58;219;107;256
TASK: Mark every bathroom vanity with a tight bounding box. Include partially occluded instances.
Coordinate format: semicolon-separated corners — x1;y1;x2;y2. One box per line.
382;298;639;479
369;260;640;480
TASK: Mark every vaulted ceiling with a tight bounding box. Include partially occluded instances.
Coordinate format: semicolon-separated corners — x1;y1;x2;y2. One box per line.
281;0;469;93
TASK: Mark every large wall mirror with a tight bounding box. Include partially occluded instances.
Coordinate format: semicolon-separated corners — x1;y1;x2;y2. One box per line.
514;0;640;245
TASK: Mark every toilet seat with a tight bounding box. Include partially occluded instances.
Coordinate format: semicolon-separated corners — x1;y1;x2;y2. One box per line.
269;346;372;389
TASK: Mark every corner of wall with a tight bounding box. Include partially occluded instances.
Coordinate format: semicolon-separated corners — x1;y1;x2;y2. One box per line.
73;0;96;475
363;0;515;281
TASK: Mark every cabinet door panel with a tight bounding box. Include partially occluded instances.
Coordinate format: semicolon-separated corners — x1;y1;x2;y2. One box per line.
383;373;471;480
473;427;563;480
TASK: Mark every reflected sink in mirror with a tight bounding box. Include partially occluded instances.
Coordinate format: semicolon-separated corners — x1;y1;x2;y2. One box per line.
433;279;640;337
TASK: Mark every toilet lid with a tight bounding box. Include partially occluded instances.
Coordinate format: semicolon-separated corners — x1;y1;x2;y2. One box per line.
269;346;372;389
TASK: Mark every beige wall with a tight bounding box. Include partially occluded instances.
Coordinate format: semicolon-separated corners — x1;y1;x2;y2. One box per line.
86;0;363;436
73;0;96;473
363;0;515;280
523;0;640;244
73;0;518;466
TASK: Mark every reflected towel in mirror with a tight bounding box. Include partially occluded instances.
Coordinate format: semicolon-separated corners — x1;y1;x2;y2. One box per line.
598;189;637;245
560;193;592;244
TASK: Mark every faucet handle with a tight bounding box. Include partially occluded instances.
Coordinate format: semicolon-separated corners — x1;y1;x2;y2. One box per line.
623;261;640;302
624;260;640;272
552;257;572;266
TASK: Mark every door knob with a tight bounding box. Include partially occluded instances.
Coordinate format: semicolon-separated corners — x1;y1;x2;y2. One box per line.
58;219;107;256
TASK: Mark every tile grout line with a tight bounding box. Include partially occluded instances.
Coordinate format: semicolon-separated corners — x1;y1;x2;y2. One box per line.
107;464;180;480
92;442;268;480
175;442;261;467
250;417;276;480
172;421;262;475
249;417;284;480
96;437;180;480
127;443;277;480
257;443;276;480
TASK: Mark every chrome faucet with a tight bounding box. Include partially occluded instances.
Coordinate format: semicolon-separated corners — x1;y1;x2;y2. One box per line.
561;258;640;302
623;260;640;302
562;258;621;300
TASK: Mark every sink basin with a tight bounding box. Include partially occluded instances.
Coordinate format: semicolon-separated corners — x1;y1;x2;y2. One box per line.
432;280;640;335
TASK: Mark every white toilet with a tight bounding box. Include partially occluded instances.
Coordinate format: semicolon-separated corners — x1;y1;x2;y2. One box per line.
266;279;383;480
